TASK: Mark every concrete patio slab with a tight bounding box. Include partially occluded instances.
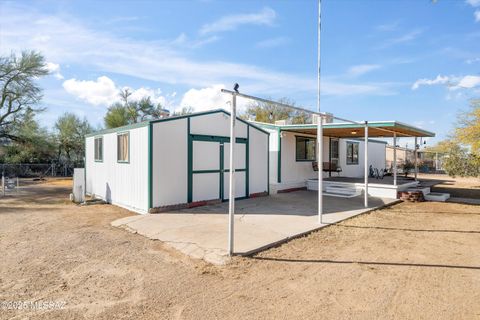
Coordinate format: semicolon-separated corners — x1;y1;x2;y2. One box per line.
112;190;399;264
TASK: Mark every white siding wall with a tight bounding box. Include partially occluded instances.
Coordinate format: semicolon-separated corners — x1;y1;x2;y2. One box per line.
152;118;188;207
265;128;387;190
249;126;269;195
339;139;386;178
85;126;149;213
190;112;248;138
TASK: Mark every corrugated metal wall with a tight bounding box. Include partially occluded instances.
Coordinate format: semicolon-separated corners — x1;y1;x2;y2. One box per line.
85;126;149;213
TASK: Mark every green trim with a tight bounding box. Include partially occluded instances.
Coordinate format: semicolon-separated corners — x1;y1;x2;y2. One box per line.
94;136;104;162
224;168;246;173
149;108;270;136
295;135;317;162
192;169;223;174
246;126;249;197
349;138;388;144
148;123;153;210
187;118;192;203
267;134;270;195
277;128;281;183
85;121;149;138
190;134;247;144
116;131;130;163
220;143;224;200
255;120;435;137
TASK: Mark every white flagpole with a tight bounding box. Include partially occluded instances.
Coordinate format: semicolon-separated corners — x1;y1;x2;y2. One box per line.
317;0;323;224
228;93;236;255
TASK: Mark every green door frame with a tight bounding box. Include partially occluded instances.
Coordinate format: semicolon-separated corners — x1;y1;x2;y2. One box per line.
188;134;248;203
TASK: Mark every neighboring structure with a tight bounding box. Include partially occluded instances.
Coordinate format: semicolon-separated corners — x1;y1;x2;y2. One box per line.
385;145;415;171
85;109;269;214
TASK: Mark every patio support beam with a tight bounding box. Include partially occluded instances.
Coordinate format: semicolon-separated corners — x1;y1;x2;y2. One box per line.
364;121;369;208
228;92;236;256
414;137;418;181
393;133;397;186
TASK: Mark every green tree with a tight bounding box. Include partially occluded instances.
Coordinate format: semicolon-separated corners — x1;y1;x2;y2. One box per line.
104;89;169;128
241;98;310;124
172;106;193;116
0;51;48;140
1;110;56;163
55;112;92;163
455;99;480;154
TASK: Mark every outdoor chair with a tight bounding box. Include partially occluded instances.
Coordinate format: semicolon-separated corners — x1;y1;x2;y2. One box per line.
312;161;342;175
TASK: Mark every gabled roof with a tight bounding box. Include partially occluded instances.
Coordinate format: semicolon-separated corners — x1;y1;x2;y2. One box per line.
85;109;269;138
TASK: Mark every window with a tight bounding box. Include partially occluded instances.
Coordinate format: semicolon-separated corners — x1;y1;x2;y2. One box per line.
117;132;129;163
346;141;359;165
94;137;103;162
296;136;316;161
330;139;339;159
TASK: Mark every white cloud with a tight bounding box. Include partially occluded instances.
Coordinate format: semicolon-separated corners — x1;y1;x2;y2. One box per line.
179;84;252;113
63;76;118;106
466;0;480;7
199;7;276;35
347;64;381;77
45;62;64;79
1;4;397;104
379;29;423;49
466;57;480;64
412;74;480;91
451;75;480;89
62;76;169;106
256;37;290;48
411;75;449;90
475;10;480;22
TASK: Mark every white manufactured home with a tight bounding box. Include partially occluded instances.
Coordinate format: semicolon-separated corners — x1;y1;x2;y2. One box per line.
85;110;269;214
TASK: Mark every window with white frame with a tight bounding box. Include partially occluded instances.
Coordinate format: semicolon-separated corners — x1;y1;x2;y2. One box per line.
346;141;359;165
117;132;129;162
94;137;103;162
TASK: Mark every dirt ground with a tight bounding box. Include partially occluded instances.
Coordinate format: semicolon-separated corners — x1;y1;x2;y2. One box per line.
418;173;480;199
1;179;480;319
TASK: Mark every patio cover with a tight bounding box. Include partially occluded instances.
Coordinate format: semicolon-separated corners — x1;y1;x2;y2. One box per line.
271;121;435;138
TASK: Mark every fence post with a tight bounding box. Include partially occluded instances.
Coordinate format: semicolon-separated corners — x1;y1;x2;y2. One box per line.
17;177;19;193
2;175;4;197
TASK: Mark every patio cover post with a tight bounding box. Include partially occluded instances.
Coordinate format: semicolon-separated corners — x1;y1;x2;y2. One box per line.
364;121;369;208
317;0;323;224
393;133;397;186
414;137;418;181
228;93;236;256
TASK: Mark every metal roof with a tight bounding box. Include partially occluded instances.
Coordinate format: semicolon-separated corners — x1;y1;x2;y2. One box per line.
253;120;435;138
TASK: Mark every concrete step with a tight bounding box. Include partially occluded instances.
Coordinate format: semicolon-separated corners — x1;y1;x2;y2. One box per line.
407;187;431;195
324;191;361;198
326;186;357;195
424;192;450;202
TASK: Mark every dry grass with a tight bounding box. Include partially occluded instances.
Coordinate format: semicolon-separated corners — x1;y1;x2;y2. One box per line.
1;182;479;319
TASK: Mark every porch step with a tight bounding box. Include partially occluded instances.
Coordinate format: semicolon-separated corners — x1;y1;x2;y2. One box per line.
424;192;450;202
325;185;361;198
407;187;431;196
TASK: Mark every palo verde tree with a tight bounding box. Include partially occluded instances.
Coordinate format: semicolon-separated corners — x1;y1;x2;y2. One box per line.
428;99;480;178
0;51;48;141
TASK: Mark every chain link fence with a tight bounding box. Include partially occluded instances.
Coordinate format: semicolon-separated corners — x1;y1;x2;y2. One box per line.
0;162;84;178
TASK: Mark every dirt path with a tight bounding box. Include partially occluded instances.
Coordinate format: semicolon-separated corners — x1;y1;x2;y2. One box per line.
1;181;480;319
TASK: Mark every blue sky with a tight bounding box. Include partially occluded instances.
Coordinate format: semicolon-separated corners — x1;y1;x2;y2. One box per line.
1;0;480;147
